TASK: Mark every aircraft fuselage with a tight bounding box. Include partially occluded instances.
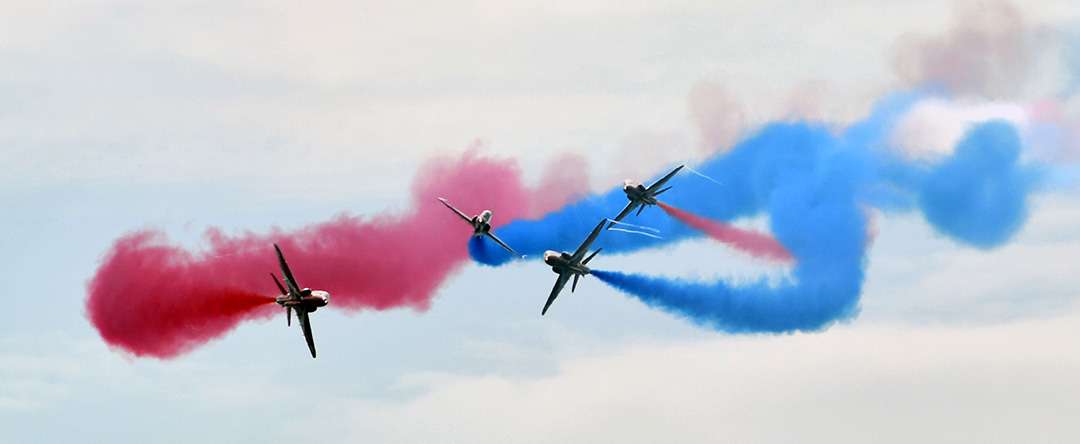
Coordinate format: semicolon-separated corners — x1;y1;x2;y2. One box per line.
276;289;329;312
543;250;590;276
623;180;657;206
471;210;493;236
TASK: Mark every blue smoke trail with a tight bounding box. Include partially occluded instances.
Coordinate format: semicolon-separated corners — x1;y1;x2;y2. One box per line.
473;91;920;263
470;90;1038;332
468;236;501;266
917;121;1034;248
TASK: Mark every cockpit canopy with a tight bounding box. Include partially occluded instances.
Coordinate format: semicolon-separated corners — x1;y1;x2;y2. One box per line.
479;210;492;222
542;250;560;263
311;290;330;303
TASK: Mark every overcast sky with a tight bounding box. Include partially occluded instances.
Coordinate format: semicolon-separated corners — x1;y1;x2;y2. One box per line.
3;1;1080;443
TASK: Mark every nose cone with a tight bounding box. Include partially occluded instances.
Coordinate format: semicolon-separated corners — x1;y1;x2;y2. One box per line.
542;250;559;265
311;290;330;306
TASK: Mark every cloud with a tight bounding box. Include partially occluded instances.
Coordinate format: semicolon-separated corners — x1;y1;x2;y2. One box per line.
862;193;1080;322
687;81;745;155
0;335;151;413
891;98;1029;160
291;311;1080;443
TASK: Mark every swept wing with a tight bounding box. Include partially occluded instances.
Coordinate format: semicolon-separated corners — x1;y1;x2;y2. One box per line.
542;271;572;315
571;219;607;262
608;201;641;227
437;198;474;224
297;308;317;358
484;232;523;258
646;165;684;193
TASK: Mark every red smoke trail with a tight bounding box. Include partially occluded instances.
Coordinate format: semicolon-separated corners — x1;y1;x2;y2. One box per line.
87;232;277;358
658;201;795;263
86;149;587;359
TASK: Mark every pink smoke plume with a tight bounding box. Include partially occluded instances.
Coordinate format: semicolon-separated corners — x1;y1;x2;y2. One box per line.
86;149;588;359
892;1;1032;98
1028;97;1080;163
687;80;745;155
527;152;590;218
658;202;795;263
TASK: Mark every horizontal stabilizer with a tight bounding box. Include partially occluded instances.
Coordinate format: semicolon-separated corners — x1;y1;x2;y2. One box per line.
583;248;602;265
271;273;286;294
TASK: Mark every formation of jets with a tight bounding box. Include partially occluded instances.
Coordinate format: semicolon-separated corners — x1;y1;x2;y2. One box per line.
273;164;683;357
436;164;684;316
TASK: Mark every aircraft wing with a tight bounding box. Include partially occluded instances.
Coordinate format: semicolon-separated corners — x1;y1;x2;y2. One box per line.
484;231;523;258
274;244;302;295
646;165;684;192
607;200;639;228
297;308;317;358
542;271;572;315
571;219;607;262
438;198;474;224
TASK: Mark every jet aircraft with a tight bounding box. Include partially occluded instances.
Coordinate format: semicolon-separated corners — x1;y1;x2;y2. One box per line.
438;197;523;258
541;219;607;315
271;243;329;358
608;164;684;228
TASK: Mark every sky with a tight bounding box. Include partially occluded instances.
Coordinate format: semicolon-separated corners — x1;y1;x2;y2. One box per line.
3;1;1080;443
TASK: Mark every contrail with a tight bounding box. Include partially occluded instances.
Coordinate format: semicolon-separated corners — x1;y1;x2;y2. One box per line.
86;89;1046;355
608;228;664;239
683;165;726;188
477;91;1038;332
606;219;661;233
